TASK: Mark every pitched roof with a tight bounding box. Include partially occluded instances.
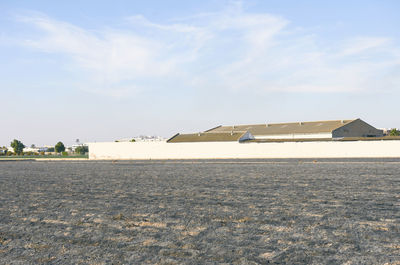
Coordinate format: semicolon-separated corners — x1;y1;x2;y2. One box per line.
167;132;247;143
206;119;356;136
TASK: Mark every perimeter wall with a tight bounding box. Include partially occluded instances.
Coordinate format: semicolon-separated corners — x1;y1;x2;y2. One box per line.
88;140;400;159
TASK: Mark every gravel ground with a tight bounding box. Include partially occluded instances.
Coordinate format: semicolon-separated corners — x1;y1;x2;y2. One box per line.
0;159;399;264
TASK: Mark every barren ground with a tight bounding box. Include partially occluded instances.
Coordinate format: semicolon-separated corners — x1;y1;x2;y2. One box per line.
0;159;399;264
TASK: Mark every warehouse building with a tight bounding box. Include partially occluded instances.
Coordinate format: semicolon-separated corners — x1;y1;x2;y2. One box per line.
167;131;254;143
167;119;383;143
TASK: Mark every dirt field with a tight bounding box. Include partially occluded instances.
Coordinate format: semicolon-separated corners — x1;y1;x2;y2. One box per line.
0;160;399;264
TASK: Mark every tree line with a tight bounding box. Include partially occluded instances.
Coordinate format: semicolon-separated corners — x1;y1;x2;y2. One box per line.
1;139;88;156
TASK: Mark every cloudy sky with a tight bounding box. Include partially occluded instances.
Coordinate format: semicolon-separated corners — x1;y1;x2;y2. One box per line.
1;0;399;146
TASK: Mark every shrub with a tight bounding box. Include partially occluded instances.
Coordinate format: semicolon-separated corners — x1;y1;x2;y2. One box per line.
75;146;88;155
390;129;400;136
61;151;68;156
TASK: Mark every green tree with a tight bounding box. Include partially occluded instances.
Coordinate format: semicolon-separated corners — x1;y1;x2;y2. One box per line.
0;147;7;156
55;142;65;153
11;139;25;155
389;129;400;136
47;147;55;152
75;146;88;155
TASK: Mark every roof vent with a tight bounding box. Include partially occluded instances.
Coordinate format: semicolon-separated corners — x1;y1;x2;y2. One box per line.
299;122;303;125
341;120;344;124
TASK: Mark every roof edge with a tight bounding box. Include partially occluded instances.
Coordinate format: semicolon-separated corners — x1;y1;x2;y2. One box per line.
331;118;360;131
217;119;358;128
166;133;180;143
204;125;222;132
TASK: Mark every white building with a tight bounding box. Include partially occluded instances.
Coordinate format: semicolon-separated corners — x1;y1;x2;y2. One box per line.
116;136;166;142
23;147;48;153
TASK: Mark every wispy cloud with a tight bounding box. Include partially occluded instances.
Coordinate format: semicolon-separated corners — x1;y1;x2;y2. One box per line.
16;3;400;97
339;37;390;56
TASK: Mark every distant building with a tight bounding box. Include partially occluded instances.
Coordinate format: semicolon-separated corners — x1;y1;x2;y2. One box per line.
168;119;383;143
71;143;88;151
116;136;166;142
135;135;166;142
5;147;14;153
23;147;48;153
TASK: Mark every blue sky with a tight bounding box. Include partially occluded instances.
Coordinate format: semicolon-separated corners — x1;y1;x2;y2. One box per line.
1;0;399;146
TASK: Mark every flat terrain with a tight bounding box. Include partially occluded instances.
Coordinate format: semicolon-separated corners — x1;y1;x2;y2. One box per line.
0;155;88;160
0;160;399;264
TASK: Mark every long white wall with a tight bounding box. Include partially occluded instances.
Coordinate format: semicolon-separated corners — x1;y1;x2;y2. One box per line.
88;140;400;159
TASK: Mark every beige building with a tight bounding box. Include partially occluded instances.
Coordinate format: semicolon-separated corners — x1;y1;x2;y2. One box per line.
168;119;383;143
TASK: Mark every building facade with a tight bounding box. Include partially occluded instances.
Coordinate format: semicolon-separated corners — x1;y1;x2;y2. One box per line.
168;119;383;143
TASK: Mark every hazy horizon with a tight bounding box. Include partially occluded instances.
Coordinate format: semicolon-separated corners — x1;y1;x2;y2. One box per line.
1;0;399;147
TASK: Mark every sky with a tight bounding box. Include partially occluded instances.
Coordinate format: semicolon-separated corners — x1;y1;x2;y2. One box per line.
1;0;399;147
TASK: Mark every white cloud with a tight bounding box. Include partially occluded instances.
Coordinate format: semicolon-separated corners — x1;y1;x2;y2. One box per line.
18;15;179;97
339;37;390;56
16;4;400;97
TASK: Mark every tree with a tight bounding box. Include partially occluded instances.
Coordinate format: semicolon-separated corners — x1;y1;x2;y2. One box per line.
11;139;25;155
31;144;36;148
75;145;88;155
55;142;65;153
389;129;400;136
47;147;55;152
0;147;7;156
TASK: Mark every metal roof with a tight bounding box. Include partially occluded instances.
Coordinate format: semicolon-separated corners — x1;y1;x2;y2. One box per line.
167;132;247;143
206;119;356;136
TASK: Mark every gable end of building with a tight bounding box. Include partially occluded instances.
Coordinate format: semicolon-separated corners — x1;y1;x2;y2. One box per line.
332;118;383;138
